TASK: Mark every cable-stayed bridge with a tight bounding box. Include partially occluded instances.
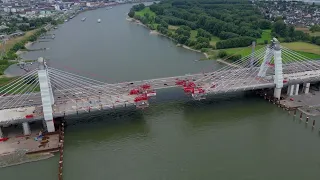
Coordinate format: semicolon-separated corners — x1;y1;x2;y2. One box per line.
0;38;320;136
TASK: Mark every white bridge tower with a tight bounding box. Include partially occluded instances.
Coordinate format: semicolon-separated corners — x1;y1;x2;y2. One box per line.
37;57;55;132
258;38;284;99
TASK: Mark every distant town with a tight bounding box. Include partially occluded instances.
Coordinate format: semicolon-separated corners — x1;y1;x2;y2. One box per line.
256;0;320;27
0;0;152;40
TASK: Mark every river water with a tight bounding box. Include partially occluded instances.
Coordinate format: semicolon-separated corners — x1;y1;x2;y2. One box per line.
2;4;320;180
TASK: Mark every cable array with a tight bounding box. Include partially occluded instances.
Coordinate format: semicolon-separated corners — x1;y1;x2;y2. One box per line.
0;44;319;112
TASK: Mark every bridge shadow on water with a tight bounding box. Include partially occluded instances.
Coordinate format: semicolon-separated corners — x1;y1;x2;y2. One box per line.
64;108;148;145
63;88;275;137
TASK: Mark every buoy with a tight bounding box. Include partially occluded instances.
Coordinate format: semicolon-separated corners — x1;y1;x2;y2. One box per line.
294;109;297;116
306;116;309;123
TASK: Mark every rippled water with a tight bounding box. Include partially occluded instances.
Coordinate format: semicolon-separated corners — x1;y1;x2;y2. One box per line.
1;4;320;180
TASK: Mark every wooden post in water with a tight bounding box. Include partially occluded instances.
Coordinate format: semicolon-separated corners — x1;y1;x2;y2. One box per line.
313;120;315;128
58;123;65;180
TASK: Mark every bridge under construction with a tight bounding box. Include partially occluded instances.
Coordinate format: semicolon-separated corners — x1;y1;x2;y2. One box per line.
0;38;320;137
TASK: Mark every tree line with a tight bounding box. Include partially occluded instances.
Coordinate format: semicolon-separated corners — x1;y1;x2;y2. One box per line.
272;20;320;45
129;0;320;50
0;16;56;34
1;28;47;61
129;0;270;50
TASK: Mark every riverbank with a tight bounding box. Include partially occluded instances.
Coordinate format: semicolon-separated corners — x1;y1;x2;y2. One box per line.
16;42;34;56
0;26;52;79
126;17;209;59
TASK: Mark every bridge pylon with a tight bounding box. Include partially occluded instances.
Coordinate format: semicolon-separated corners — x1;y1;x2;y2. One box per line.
273;38;284;99
257;38;284;99
37;57;55;132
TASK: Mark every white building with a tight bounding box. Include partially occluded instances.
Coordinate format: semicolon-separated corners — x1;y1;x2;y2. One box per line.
54;4;61;11
11;8;17;13
86;2;93;7
3;7;10;13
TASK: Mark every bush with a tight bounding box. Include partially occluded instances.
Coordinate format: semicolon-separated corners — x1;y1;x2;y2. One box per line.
201;48;209;52
216;36;256;49
218;50;227;58
128;11;135;18
229;54;242;62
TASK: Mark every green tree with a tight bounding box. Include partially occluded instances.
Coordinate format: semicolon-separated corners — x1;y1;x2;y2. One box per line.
272;20;287;37
128;11;135;18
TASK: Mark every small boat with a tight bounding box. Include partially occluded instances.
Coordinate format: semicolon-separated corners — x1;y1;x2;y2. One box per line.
54;27;58;29
81;17;86;21
97;19;101;23
106;7;112;10
52;35;55;39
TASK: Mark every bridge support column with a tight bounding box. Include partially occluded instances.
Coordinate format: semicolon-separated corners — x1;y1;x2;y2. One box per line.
273;38;283;99
287;86;291;95
289;85;294;96
304;83;310;94
22;122;31;135
274;88;281;100
0;126;3;138
295;84;300;95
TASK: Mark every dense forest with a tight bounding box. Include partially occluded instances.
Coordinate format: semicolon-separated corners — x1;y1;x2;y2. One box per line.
129;0;319;53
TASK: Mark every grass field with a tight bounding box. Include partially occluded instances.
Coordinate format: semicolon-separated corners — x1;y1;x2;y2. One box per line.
210;36;220;46
295;27;320;37
135;7;156;18
207;42;320;60
0;76;15;86
168;25;179;30
292;51;320;59
282;42;320;55
190;30;197;40
310;32;320;36
257;29;272;44
207;45;264;58
0;76;40;93
0;29;38;53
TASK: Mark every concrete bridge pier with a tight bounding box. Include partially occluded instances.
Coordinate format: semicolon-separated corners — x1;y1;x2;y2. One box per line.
0;126;3;138
22;122;31;135
287;85;295;96
274;87;282;100
295;84;300;95
304;83;310;94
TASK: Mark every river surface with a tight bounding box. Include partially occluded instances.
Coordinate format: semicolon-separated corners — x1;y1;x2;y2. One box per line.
2;4;320;180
